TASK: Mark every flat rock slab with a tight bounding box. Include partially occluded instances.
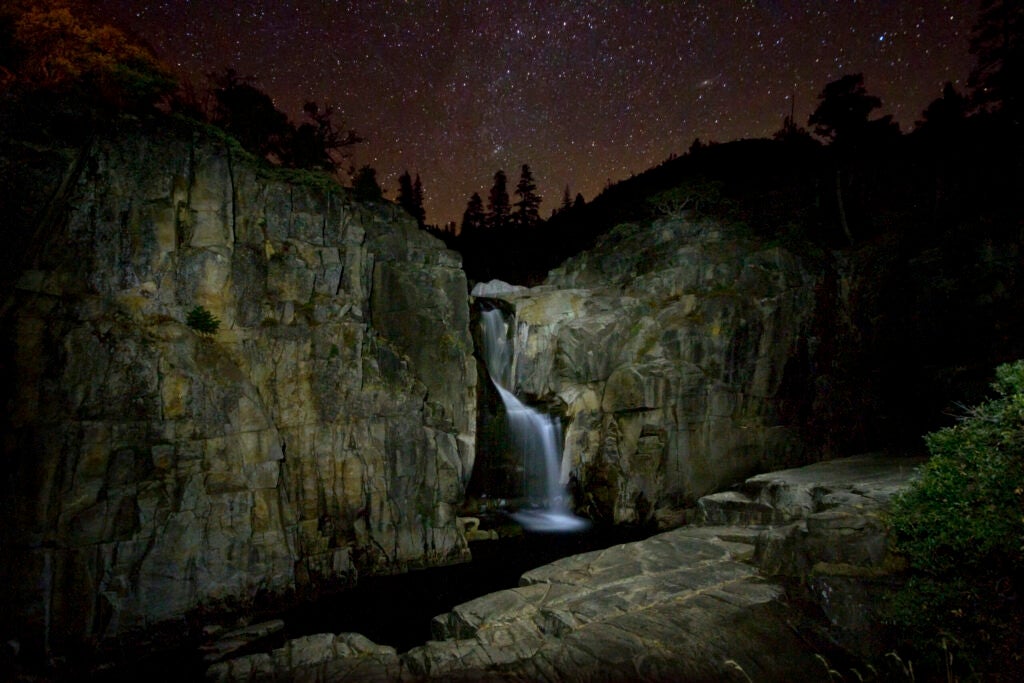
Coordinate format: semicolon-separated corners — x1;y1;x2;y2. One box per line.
701;453;927;525
210;529;829;682
209;454;928;682
409;529;819;682
745;453;926;503
201;619;285;663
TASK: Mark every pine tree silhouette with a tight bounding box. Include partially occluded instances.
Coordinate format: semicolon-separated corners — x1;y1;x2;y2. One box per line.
461;192;485;234
486;170;510;230
512;164;542;229
350;165;384;201
396;170;425;226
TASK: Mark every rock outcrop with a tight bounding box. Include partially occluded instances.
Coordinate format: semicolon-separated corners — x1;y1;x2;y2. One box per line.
472;217;821;523
208;453;924;682
0;118;476;658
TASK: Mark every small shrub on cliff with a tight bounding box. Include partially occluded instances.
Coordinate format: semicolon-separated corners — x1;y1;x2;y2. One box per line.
186;305;220;336
886;360;1024;677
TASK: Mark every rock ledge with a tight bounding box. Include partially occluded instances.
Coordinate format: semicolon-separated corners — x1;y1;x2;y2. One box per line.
209;453;924;682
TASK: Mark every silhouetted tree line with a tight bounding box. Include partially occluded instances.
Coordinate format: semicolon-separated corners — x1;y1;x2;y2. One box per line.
434;164;547;282
1;1;451;249
444;1;1024;461
456;164;543;233
444;0;1021;288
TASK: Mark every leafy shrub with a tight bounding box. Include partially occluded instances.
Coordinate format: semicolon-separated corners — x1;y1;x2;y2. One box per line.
186;305;220;336
886;360;1024;676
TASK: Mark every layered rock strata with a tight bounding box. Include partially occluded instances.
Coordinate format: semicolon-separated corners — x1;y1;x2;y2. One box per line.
0;119;476;657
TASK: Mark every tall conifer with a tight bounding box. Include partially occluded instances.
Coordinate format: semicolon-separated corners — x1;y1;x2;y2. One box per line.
512;164;542;229
396;170;425;226
461;192;485;234
486;170;510;230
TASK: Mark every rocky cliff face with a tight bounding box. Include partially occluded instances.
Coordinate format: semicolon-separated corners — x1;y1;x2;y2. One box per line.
0;119;476;657
473;218;822;524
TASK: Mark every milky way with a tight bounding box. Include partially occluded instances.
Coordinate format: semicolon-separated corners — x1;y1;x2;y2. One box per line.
88;1;976;226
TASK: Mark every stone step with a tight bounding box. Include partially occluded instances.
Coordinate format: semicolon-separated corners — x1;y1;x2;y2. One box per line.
199;619;285;664
696;490;778;525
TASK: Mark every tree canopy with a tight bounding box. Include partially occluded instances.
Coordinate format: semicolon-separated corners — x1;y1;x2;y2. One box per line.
461;192;485;234
350;165;384;202
888;360;1024;678
208;69;362;172
210;69;290;158
0;0;173;110
808;73;898;150
287;101;362;172
0;2;363;175
969;0;1024;123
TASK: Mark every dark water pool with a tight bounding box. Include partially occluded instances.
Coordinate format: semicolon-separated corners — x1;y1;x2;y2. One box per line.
83;522;651;681
281;522;650;652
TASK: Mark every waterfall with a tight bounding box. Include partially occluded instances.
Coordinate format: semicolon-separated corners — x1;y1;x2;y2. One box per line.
480;308;589;532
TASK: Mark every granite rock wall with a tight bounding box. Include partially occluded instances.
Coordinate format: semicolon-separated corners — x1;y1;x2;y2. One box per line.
473;218;822;524
0;119;476;657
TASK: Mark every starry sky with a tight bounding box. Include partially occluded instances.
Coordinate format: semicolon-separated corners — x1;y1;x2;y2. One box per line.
86;1;977;227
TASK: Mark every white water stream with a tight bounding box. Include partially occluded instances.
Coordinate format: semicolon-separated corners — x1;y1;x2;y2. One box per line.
480;308;589;532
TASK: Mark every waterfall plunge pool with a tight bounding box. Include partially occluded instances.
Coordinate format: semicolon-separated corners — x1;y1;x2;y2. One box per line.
87;305;620;679
477;307;591;533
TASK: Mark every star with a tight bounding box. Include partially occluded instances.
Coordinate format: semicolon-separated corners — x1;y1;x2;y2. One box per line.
90;0;974;227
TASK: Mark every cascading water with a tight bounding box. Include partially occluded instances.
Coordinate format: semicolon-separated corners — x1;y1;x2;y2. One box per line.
480;307;589;532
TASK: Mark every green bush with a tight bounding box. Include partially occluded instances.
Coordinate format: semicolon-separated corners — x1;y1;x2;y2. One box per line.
886;360;1024;676
186;305;220;336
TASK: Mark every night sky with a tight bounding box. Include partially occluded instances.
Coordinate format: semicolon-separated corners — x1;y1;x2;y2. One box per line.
86;1;977;227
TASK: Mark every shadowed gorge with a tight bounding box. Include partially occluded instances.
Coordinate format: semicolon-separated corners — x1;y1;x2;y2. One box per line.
2;103;1022;680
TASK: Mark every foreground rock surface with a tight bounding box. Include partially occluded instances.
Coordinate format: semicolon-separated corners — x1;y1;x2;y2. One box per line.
210;453;924;681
